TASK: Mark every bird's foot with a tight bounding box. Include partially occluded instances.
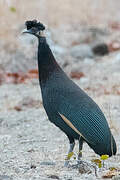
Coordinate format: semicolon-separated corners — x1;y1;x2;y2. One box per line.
64;142;75;167
76;150;82;165
78;150;82;160
78;161;93;174
64;160;69;167
71;160;97;176
70;159;83;169
64;151;74;167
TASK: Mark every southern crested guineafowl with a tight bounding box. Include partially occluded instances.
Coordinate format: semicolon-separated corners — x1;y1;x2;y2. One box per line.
23;20;117;166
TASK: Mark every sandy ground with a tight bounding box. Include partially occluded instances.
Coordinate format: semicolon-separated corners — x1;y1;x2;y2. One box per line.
0;0;120;179
0;82;120;180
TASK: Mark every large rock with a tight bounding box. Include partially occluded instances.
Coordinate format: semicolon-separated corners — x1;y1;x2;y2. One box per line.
70;44;94;59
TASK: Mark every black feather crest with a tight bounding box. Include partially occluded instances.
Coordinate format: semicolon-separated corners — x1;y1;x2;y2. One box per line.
25;20;45;31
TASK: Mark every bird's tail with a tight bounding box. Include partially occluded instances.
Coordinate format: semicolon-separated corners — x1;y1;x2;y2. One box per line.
88;134;117;157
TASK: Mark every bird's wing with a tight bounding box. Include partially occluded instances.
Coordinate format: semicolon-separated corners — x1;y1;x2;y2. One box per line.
58;112;89;142
57;93;110;145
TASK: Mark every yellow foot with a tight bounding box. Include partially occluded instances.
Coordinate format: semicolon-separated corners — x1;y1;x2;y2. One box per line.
64;152;74;167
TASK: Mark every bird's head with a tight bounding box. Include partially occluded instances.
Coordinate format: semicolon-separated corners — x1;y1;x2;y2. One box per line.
22;20;45;38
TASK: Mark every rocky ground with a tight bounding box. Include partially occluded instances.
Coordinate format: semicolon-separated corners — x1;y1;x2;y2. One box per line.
0;0;120;179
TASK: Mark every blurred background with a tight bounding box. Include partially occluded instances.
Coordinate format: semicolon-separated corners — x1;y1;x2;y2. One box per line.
0;0;120;179
0;0;120;82
0;0;120;73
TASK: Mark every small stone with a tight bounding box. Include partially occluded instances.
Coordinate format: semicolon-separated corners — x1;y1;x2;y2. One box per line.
112;175;120;180
0;175;12;180
48;175;59;179
70;72;85;79
40;161;56;166
92;43;109;56
30;164;36;169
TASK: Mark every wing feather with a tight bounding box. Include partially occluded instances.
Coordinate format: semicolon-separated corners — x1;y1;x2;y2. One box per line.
58;94;110;145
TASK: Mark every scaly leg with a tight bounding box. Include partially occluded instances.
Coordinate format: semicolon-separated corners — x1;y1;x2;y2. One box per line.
64;141;75;167
78;136;83;163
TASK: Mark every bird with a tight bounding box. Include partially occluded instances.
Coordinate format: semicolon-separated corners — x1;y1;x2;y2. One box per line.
23;20;117;166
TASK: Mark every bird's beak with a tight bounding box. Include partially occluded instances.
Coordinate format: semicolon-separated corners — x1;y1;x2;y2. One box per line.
22;28;44;38
22;28;33;34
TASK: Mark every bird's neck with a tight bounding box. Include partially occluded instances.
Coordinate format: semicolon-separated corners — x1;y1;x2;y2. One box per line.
37;37;60;84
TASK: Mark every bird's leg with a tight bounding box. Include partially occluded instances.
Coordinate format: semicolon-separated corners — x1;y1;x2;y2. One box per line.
64;139;75;167
78;136;83;164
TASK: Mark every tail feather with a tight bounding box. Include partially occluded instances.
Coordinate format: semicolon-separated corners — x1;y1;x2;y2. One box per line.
88;134;117;156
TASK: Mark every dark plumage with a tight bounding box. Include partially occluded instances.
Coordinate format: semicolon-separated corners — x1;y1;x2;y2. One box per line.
23;20;117;164
25;20;45;31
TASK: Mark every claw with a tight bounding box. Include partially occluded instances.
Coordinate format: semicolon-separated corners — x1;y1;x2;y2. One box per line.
64;152;74;166
64;142;75;167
